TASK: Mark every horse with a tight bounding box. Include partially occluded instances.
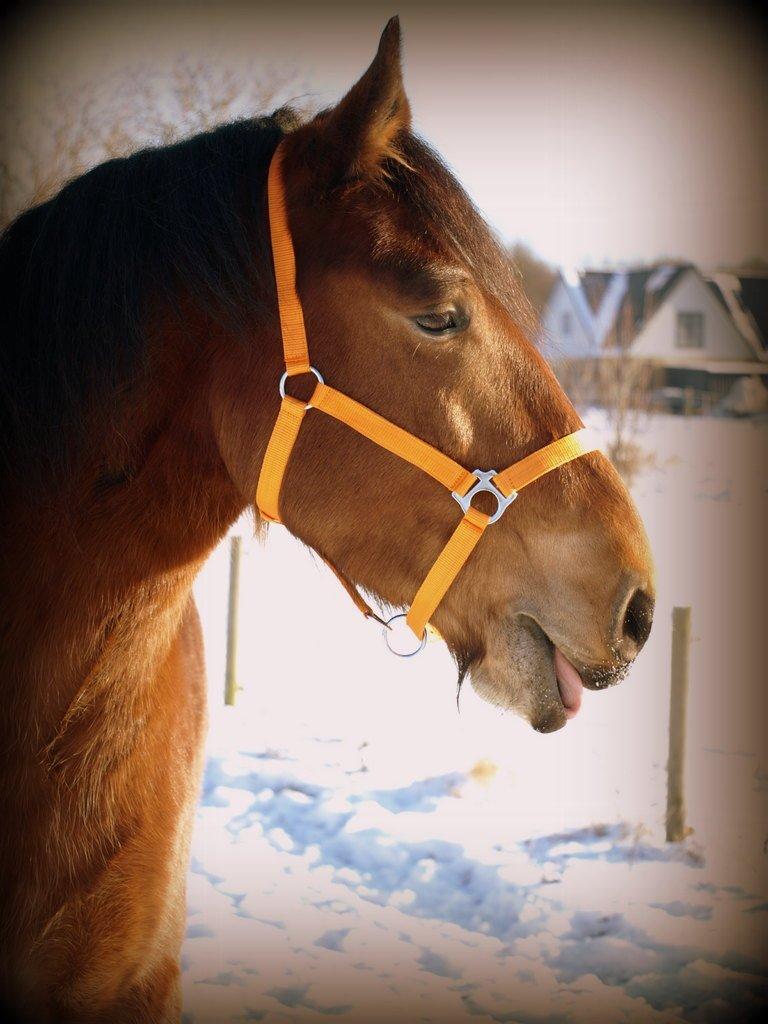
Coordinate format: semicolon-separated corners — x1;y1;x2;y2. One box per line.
0;17;654;1022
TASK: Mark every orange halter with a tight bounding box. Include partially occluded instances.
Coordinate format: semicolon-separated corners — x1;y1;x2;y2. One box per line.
256;144;599;655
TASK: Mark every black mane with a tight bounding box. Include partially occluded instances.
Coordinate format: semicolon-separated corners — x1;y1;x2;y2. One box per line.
0;109;297;482
0;108;531;489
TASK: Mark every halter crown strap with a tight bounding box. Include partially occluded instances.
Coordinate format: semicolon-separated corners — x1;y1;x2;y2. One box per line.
256;141;600;643
267;147;311;376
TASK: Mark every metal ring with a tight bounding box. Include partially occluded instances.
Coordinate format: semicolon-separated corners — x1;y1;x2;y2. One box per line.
452;470;518;525
279;366;324;410
383;613;427;658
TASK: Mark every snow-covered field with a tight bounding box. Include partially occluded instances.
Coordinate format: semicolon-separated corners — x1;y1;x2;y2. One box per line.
184;413;768;1023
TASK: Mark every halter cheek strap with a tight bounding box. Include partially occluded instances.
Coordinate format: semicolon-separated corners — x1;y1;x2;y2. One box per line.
256;143;599;649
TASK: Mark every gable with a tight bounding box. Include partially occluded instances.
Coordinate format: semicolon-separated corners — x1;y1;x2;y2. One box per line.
630;268;756;362
539;275;594;360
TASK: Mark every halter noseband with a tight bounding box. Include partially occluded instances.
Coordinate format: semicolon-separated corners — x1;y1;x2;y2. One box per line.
256;143;599;655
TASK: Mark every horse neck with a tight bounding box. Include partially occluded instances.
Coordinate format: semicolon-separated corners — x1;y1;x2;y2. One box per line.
1;317;252;750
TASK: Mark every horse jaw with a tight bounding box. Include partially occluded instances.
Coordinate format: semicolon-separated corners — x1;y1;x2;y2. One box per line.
468;615;571;734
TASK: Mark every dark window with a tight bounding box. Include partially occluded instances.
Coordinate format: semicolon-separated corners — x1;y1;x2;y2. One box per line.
675;311;704;348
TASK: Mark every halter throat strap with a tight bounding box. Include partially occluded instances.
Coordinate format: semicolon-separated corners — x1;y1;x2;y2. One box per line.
256;143;599;647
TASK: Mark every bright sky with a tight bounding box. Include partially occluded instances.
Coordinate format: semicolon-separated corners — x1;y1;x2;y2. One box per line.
4;0;767;269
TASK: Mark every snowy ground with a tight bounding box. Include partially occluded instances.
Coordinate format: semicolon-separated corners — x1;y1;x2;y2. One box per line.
184;413;768;1023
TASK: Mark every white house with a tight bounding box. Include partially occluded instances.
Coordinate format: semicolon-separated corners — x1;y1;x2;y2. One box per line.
539;268;596;361
629;266;760;369
540;263;768;413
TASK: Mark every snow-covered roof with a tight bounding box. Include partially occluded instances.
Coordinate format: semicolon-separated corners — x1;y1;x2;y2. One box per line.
561;267;596;343
544;262;767;367
645;264;677;293
592;271;628;347
576;264;688;350
707;273;768;361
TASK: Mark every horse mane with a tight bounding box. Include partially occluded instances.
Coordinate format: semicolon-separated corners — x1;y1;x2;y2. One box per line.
0;107;300;485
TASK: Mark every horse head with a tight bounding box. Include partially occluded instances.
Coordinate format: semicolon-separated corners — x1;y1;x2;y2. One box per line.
212;18;654;733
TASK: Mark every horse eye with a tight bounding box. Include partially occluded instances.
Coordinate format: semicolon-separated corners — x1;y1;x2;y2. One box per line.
413;310;464;336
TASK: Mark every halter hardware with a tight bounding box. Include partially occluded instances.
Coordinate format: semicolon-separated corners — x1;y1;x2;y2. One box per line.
452;470;517;526
279;366;324;409
383;613;428;658
256;143;600;650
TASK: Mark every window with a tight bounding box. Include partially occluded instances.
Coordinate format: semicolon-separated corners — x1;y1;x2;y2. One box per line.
675;311;704;348
561;311;573;337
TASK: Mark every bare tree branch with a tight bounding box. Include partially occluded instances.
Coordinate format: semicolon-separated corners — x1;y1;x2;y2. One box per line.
0;55;304;228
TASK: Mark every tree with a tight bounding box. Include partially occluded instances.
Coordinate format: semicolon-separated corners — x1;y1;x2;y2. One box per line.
0;57;300;228
508;242;557;320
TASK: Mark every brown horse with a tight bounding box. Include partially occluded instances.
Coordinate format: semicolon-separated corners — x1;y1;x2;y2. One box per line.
0;18;654;1023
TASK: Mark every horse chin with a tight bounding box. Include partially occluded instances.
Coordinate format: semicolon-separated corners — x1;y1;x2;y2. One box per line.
467;615;569;734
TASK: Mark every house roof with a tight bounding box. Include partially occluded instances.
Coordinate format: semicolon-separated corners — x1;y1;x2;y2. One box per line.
544;262;768;367
578;263;689;349
707;273;768;359
592;272;627;347
580;271;613;315
740;277;768;350
560;268;597;342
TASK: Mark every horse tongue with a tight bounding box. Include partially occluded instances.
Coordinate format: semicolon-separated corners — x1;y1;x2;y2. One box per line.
554;648;583;719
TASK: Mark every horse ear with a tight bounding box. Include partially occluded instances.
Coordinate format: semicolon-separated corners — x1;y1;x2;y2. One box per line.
315;16;411;185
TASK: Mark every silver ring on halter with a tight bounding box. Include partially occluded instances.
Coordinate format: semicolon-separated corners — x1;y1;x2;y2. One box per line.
279;366;324;410
452;470;518;525
383;613;428;658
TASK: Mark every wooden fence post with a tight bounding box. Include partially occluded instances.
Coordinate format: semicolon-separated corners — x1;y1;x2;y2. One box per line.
666;606;692;842
224;536;242;706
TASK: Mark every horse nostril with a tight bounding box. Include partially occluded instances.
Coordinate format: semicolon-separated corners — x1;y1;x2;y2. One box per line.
622;587;654;652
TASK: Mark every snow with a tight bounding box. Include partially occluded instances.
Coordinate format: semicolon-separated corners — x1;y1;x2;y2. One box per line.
720;377;768;416
592;271;629;348
184;414;768;1023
